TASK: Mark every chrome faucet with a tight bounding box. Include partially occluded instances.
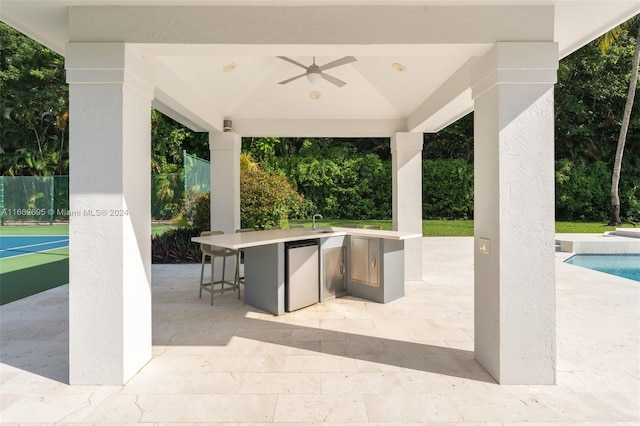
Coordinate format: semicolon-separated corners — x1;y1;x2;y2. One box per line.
312;213;323;230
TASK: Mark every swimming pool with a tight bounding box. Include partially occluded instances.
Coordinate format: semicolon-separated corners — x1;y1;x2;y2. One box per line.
564;254;640;282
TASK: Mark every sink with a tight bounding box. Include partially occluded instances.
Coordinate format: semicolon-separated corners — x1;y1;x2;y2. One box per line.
312;229;334;234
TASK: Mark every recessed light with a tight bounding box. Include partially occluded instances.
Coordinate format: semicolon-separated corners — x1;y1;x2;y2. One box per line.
392;63;406;72
309;91;321;100
222;63;237;72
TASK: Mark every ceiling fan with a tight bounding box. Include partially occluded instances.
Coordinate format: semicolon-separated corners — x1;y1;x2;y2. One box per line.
277;56;357;88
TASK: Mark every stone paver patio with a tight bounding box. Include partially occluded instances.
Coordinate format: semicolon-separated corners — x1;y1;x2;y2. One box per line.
1;237;638;424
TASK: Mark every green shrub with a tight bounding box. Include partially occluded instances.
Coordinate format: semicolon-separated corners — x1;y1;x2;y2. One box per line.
286;154;391;219
240;168;306;229
622;184;640;221
339;155;392;219
151;173;183;220
555;159;610;221
180;192;210;231
422;159;474;219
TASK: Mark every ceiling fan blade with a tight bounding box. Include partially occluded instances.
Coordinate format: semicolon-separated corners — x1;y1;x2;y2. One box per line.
277;56;309;70
317;56;357;72
320;72;347;88
278;72;307;85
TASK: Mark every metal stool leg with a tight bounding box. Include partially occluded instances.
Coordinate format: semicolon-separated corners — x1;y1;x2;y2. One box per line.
235;252;241;299
210;255;215;306
198;233;242;305
199;253;206;298
221;257;227;294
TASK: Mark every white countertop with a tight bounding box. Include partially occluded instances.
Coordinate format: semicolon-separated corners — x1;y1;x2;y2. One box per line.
191;227;422;250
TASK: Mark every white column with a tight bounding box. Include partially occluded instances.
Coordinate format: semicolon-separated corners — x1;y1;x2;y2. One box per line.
391;133;423;281
209;132;241;233
209;132;241;282
472;42;558;384
66;44;153;385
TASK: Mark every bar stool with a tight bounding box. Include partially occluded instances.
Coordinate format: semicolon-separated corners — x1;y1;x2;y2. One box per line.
199;230;240;305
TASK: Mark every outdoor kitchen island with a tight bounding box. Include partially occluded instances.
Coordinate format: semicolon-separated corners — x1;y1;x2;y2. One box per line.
192;227;421;315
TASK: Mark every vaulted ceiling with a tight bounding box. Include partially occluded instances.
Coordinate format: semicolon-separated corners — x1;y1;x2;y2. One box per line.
2;1;639;136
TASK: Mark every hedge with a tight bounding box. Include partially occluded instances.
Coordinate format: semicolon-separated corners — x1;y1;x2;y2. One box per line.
285;157;637;222
422;159;474;219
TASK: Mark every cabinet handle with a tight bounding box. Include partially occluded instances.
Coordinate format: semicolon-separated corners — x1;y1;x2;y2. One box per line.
371;256;377;269
340;262;344;276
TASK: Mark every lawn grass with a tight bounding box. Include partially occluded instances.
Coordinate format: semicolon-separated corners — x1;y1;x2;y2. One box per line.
151;223;179;236
554;221;634;233
289;219;635;236
289;219;474;236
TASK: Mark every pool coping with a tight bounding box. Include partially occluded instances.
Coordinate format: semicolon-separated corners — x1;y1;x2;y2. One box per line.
555;232;640;254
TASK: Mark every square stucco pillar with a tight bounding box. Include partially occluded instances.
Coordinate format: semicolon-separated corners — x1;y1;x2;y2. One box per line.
209;132;241;280
209;132;241;232
472;42;558;385
66;44;153;385
391;133;423;281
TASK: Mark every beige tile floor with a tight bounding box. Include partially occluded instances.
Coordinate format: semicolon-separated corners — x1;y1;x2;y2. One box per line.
1;237;638;424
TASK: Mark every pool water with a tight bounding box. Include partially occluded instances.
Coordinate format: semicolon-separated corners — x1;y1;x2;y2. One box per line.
564;254;640;282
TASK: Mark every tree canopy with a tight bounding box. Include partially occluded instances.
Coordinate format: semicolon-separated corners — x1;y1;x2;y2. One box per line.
1;23;68;175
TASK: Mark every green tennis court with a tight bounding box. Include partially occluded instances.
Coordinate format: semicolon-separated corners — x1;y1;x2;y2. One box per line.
0;225;70;305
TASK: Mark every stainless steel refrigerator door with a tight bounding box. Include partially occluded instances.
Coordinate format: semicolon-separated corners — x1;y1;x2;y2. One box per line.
286;244;319;311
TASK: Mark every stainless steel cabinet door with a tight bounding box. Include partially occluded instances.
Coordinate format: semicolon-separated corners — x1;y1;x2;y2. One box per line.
323;247;346;299
368;239;380;287
350;237;369;283
350;237;380;287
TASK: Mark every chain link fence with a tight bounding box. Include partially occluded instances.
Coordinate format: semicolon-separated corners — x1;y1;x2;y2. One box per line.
0;176;69;224
1;151;211;224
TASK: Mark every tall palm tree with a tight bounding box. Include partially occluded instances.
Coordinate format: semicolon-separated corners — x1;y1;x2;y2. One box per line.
599;17;640;225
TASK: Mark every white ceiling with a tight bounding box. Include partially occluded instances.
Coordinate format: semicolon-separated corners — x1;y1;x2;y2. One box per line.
1;1;639;136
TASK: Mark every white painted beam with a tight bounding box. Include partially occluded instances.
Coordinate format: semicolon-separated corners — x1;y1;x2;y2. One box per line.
2;1;639;60
232;118;407;137
137;43;492;58
151;58;225;132
68;6;554;45
555;2;640;57
407;59;475;132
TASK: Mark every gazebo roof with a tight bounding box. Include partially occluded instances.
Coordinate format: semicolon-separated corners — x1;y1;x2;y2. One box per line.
2;1;638;136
